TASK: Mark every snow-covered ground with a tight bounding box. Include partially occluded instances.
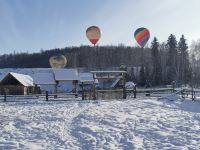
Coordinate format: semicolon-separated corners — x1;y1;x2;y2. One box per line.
0;96;200;149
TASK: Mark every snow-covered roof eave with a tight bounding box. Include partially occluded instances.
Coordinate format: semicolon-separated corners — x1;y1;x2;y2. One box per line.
55;79;80;81
91;70;127;73
53;69;79;81
33;73;56;85
9;72;34;87
79;80;94;84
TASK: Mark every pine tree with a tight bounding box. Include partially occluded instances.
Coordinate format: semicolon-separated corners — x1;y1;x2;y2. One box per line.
151;37;162;86
160;42;168;84
166;34;178;84
145;65;151;87
178;35;191;85
130;67;136;82
139;65;146;86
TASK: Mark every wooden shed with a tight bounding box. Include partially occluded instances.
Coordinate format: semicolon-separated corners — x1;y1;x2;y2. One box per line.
33;72;56;94
90;70;127;100
53;69;80;93
0;72;35;95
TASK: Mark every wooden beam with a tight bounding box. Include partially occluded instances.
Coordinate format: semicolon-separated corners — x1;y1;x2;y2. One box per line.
46;91;49;101
134;85;137;98
81;82;84;100
122;73;126;99
92;73;96;100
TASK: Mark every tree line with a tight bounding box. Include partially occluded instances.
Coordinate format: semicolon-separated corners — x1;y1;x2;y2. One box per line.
0;34;199;87
141;34;191;87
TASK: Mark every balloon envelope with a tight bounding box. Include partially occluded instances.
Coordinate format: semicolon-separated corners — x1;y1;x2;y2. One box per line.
86;26;101;45
49;54;67;68
134;27;150;48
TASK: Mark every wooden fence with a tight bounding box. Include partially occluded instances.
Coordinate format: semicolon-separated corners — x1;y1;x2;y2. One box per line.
1;87;199;102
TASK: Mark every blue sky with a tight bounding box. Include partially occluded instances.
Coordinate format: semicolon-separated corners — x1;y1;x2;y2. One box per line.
0;0;200;53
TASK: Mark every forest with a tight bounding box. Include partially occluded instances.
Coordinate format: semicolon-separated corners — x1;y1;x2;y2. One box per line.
0;34;200;87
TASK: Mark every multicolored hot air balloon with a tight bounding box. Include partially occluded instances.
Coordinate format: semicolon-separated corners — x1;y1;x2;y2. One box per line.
86;26;101;45
134;27;150;48
49;54;67;68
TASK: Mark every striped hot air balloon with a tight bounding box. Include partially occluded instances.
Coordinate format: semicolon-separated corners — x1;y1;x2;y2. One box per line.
86;26;101;45
134;27;150;48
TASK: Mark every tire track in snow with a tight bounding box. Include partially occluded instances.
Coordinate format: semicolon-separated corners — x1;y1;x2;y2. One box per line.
69;99;135;149
60;101;97;145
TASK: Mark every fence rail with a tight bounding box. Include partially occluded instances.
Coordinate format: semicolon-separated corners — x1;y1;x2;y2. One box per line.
1;87;199;102
0;91;79;102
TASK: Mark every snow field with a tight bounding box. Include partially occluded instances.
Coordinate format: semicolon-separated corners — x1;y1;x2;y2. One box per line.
0;97;200;149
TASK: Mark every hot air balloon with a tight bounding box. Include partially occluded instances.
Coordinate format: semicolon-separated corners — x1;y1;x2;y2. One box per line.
134;27;150;48
86;26;101;45
49;54;67;68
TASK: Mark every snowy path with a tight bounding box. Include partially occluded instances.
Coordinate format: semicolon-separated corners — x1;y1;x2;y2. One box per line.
0;98;200;149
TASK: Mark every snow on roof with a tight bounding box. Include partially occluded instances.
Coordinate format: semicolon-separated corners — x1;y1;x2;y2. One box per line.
53;69;79;81
79;73;99;84
5;72;34;87
79;73;93;82
125;81;136;89
33;73;56;85
91;70;126;73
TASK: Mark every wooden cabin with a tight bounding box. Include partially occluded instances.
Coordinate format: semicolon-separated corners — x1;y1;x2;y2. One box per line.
90;70;127;100
33;72;56;94
0;72;35;95
79;73;98;91
53;69;80;93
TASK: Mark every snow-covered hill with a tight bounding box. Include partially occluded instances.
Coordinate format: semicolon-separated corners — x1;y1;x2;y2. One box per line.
0;97;200;149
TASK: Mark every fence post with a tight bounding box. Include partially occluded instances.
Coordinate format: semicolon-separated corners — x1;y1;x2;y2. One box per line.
75;93;78;98
146;91;150;96
75;81;78;98
122;73;126;99
191;86;194;101
134;85;137;98
4;92;6;102
81;82;84;100
92;74;96;100
55;81;58;98
172;81;175;93
181;89;185;99
46;91;48;101
123;87;126;99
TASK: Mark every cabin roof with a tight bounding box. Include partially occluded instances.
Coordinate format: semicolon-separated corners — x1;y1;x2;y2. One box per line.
79;73;93;82
33;72;56;85
0;72;34;87
91;70;126;73
53;69;79;81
